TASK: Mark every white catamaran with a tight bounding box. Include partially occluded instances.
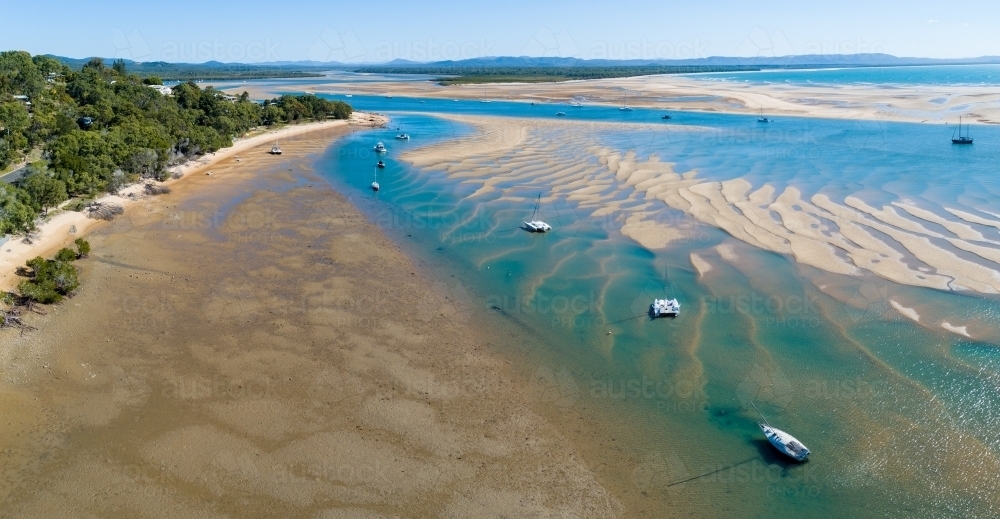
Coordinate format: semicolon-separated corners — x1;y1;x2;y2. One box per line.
752;402;810;461
651;298;680;317
523;194;552;232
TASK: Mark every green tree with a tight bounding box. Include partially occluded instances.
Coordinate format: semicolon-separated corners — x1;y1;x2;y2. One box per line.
0;51;44;97
74;237;91;257
112;59;127;75
16;168;68;215
0;183;37;234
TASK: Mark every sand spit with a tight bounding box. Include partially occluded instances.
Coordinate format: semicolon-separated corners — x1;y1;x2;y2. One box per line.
890;300;921;322
226;73;1000;125
0;131;623;517
942;322;972;337
689;253;712;277
398;113;1000;295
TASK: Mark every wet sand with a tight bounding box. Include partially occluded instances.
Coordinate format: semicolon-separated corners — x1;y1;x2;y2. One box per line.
399;113;1000;305
0;128;624;517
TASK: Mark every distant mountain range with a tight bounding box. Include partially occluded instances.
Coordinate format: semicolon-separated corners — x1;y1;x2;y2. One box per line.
51;53;1000;70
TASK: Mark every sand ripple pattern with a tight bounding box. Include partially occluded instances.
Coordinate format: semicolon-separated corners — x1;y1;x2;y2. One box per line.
403;114;1000;295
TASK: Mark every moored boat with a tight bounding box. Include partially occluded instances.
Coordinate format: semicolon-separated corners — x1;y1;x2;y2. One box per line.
952;116;974;144
523;193;551;233
752;402;810;461
651;298;680;317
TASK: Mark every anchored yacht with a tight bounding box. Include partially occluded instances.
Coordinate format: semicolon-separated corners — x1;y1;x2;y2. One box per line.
523;194;552;233
752;402;810;461
269;142;282;155
651;298;680;317
373;142;387;153
952;116;973;144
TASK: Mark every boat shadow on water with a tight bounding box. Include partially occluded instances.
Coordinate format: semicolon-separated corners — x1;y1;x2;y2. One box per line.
749;438;810;469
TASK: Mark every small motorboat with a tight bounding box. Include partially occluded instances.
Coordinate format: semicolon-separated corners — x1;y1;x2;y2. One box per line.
555;111;566;116
662;114;672;120
377;160;385;168
395;133;410;140
373;142;387;153
752;402;810;462
651;298;680;317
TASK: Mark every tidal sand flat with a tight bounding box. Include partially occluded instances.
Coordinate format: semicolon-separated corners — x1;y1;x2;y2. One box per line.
0;129;622;517
399;113;1000;332
232;66;1000;124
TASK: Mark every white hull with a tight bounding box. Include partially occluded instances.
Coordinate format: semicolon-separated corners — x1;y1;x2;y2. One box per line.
524;220;551;233
371;182;379;191
651;298;680;318
760;423;810;461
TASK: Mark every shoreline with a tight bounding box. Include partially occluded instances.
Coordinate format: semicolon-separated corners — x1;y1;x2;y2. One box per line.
220;74;1000;125
0;125;624;517
0;113;386;293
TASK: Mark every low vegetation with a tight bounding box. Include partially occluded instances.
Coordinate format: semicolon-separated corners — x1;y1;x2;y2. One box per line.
16;238;90;304
1;238;90;333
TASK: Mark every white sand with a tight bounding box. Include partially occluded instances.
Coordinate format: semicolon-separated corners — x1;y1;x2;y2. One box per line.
226;73;1000;125
395;112;1000;295
689;253;712;277
941;322;971;337
890;300;921;322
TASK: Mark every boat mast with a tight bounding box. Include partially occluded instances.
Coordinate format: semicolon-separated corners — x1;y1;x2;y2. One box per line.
750;402;771;426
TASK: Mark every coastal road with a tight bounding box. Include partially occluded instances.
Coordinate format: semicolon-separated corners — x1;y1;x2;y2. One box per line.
0;163;28;184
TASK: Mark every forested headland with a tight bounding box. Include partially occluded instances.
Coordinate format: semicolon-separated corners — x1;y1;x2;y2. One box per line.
0;51;352;236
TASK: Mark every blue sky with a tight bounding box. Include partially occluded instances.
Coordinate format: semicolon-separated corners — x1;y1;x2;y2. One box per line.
3;0;998;63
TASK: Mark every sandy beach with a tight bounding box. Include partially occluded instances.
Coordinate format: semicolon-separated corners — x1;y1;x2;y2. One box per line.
0;114;388;293
0;122;634;517
222;74;1000;125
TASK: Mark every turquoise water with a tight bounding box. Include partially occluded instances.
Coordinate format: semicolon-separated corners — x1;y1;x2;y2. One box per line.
682;64;1000;87
312;99;1000;517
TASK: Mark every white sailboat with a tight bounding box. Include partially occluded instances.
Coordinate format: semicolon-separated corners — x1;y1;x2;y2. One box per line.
395;124;410;140
371;164;380;191
619;89;633;111
523;193;552;232
757;108;770;123
752;402;810;461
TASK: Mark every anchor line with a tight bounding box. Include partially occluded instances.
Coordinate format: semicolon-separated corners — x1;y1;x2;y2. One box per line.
664;457;758;488
604;313;649;326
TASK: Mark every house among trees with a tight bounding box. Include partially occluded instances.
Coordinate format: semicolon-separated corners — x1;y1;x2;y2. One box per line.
148;84;173;96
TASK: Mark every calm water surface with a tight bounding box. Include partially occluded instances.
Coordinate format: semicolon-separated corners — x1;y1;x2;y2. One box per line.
312;97;1000;517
